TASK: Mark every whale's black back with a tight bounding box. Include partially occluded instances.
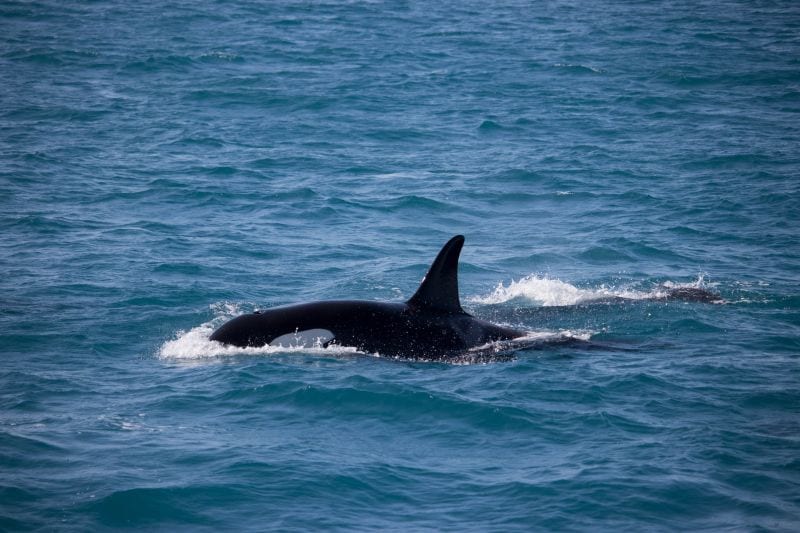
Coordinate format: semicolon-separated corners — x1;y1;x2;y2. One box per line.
209;235;525;358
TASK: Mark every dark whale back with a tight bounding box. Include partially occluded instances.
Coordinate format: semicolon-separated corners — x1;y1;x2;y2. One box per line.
209;236;525;358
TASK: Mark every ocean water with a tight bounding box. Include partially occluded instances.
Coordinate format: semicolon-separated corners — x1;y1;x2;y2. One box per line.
2;0;800;530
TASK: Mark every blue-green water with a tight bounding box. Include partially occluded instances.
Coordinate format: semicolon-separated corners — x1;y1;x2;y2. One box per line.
2;0;800;530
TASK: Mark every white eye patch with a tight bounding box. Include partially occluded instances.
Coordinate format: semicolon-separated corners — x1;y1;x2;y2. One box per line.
269;329;335;348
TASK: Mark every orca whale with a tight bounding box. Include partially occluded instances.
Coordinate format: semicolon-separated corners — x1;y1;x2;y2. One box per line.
210;235;526;359
659;286;723;304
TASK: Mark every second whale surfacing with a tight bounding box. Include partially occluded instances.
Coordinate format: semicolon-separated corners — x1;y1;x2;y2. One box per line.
210;235;527;360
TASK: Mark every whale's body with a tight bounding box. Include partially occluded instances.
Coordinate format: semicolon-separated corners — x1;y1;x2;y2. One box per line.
210;235;524;359
209;235;722;359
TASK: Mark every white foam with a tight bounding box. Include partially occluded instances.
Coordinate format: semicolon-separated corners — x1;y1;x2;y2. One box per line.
468;274;710;306
448;329;595;364
662;273;711;290
467;275;626;306
470;329;594;351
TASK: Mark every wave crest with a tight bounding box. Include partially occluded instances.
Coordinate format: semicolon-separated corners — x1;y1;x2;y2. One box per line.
469;275;709;306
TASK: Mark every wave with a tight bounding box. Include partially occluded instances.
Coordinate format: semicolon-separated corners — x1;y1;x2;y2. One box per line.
468;275;712;306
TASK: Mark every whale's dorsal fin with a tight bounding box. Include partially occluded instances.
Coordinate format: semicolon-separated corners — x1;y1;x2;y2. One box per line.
407;235;465;314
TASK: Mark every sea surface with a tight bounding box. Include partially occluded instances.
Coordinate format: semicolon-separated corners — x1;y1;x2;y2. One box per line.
2;0;800;530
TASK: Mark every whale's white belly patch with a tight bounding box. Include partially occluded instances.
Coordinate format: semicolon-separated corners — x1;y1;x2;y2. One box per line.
269;329;335;348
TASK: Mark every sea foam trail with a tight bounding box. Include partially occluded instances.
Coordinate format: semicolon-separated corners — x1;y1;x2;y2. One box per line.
468;275;709;306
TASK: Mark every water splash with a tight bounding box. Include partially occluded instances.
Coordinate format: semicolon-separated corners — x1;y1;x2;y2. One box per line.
468;275;712;306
